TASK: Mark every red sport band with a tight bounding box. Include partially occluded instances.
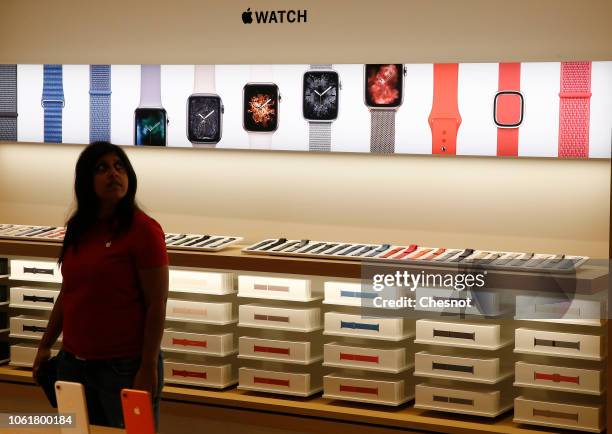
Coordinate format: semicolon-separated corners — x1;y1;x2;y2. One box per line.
409;248;434;259
495;63;523;156
429;63;461;155
558;61;592;158
422;247;446;260
393;244;418;260
380;246;404;259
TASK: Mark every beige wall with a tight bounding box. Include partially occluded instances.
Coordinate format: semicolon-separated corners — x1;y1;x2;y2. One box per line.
1;0;611;63
0;0;610;257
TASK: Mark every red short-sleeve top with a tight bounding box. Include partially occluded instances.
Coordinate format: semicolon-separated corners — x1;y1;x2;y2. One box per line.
60;210;168;359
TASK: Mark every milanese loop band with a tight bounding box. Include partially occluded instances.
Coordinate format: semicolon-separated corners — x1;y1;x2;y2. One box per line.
89;65;111;143
370;110;395;154
0;64;18;141
309;122;331;152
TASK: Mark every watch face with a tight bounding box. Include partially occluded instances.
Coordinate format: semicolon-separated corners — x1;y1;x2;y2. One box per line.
365;64;404;108
493;91;524;128
243;83;279;132
303;70;339;121
134;108;167;146
187;95;222;143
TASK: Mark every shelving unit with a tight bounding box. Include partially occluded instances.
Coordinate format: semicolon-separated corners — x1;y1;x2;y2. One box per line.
0;239;608;434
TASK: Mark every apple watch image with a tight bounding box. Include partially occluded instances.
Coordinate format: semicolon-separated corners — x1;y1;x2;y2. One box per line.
187;65;224;147
243;66;280;149
303;65;340;152
134;65;168;146
364;64;406;154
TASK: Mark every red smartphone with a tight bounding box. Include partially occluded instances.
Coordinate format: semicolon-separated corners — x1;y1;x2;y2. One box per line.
121;389;155;434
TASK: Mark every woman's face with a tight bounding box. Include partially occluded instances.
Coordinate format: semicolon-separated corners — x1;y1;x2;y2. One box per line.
93;153;129;204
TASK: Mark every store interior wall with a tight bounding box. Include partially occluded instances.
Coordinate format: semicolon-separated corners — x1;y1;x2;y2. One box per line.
0;0;610;257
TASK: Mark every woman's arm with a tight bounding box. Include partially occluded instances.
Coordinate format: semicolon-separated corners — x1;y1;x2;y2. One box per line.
133;265;169;396
33;287;64;382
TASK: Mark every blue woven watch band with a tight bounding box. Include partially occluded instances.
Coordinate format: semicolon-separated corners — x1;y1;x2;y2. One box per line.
42;64;64;143
0;64;18;141
89;65;111;143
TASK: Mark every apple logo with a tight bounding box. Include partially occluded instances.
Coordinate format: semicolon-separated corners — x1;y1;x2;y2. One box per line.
242;8;253;24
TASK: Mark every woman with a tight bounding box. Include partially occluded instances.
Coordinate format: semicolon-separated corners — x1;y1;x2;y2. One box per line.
33;142;169;429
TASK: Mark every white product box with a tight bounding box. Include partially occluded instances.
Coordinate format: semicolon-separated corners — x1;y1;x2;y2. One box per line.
514;362;603;395
514;328;604;361
414;351;512;384
324;312;414;341
323;373;414;406
415;319;512;350
238;304;321;332
9;259;62;283
415;382;514;417
238;275;315;301
515;295;605;327
163;359;236;388
10;344;58;368
161;328;235;357
165;299;235;325
514;397;604;433
169;269;234;294
239;336;321;364
10;287;58;310
323;281;379;307
9;315;56;340
238;367;322;397
323;342;410;373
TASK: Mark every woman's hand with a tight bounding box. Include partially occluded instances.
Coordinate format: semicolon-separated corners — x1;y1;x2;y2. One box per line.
133;360;158;397
32;346;51;384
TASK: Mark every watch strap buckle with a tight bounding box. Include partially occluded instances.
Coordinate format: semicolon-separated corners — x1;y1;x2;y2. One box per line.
0;111;18;119
89;90;112;96
41;98;65;108
559;91;592;99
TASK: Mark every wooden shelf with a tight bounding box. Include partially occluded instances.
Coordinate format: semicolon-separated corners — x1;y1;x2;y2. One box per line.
0;239;607;294
0;365;571;434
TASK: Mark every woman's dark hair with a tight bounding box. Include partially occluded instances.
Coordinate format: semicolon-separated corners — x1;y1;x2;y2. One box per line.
59;142;138;264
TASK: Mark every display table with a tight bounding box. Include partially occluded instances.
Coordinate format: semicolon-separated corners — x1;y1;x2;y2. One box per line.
0;239;609;434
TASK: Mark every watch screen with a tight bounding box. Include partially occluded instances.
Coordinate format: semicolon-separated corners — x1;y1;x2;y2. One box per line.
365;64;404;108
135;108;167;146
188;95;222;143
303;71;339;121
243;83;279;132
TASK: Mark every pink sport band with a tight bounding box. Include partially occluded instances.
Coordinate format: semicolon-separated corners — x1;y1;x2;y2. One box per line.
558;62;592;158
